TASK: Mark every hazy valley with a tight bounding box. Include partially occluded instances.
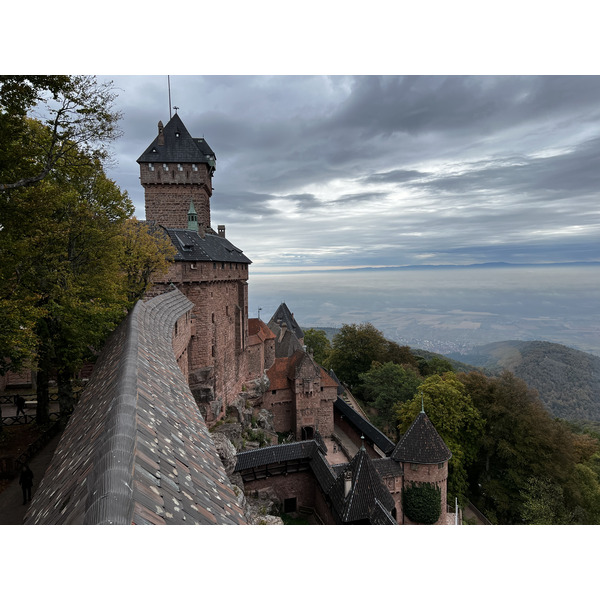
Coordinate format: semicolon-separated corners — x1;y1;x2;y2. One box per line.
250;264;600;357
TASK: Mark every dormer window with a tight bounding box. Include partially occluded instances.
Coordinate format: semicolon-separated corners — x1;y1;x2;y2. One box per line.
152;148;157;153
175;131;180;138
163;164;168;171
148;163;154;171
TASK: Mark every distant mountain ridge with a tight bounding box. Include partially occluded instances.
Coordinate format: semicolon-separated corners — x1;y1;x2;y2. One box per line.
452;341;600;422
268;261;600;275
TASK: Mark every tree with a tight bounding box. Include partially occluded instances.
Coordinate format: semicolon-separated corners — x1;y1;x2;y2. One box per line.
1;116;173;422
457;370;586;524
325;323;389;390
358;361;421;439
397;372;484;504
520;476;569;525
403;482;442;524
0;75;120;191
303;328;332;366
120;219;175;303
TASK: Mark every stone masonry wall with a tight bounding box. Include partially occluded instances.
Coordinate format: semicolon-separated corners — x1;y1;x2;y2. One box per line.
243;471;316;512
152;262;249;424
141;162;212;229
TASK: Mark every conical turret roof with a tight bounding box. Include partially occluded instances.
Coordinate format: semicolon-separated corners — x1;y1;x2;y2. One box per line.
391;411;452;464
137;113;216;165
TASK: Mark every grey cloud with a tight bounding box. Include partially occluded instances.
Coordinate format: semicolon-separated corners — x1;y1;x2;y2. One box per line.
104;75;600;267
363;169;427;184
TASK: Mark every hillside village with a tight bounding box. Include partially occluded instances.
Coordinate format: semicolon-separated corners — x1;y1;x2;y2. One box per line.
10;114;459;525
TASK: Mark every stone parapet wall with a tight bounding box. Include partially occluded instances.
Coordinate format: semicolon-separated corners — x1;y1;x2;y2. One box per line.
25;288;247;525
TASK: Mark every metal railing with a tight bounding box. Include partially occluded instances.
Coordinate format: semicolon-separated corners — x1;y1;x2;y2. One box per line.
1;412;61;426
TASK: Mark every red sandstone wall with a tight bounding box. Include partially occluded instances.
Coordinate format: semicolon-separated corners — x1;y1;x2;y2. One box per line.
141;162;212;229
266;395;294;433
246;341;265;380
6;369;32;387
243;471;316;511
152;262;250;423
172;309;193;381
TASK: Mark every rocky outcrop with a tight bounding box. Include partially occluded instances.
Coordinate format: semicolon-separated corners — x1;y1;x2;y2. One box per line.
245;488;284;525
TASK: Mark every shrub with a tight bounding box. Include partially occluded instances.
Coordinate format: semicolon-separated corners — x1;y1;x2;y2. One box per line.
403;482;442;524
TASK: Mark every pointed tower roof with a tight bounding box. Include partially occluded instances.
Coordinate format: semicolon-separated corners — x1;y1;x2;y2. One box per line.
391;411;452;464
137;113;216;166
329;445;396;523
268;302;304;340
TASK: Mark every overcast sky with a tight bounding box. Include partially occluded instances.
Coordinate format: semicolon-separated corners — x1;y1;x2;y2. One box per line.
104;75;600;270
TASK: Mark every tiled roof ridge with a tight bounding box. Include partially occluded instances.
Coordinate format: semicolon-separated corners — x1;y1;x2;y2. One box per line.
83;302;141;524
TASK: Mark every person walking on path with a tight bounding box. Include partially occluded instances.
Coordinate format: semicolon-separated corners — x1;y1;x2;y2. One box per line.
18;465;33;505
15;395;26;418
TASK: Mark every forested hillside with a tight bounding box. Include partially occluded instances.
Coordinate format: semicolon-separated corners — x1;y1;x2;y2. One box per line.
304;323;600;524
453;341;600;422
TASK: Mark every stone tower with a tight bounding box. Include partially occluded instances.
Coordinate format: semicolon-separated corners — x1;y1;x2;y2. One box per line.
137;113;216;230
390;410;452;524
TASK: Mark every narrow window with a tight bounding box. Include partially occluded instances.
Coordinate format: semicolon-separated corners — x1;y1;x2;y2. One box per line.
148;163;154;171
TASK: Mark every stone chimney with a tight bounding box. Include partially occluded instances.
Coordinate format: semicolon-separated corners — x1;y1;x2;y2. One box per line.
218;225;226;238
344;470;352;498
157;121;165;145
198;222;205;239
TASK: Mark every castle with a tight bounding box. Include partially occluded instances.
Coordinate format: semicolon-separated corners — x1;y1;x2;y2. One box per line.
23;113;457;525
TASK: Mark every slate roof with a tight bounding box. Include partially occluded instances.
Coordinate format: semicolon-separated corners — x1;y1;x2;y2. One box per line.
137;113;216;166
328;446;397;523
334;398;396;455
234;440;338;499
164;227;251;264
25;289;247;525
234;439;396;525
391;411;452;464
235;440;318;471
372;457;404;478
272;326;303;358
268;303;304;340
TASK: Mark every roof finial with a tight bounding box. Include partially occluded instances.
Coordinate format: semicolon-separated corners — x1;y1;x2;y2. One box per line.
360;434;365;450
174;106;179;114
421;391;425;413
